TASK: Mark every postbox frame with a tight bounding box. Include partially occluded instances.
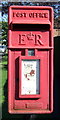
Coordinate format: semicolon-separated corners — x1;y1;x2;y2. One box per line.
8;6;54;114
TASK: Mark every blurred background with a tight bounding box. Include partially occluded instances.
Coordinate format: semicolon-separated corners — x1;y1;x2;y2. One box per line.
0;1;60;120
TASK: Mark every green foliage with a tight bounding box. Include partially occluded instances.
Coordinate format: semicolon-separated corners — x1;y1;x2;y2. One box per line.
0;54;7;104
2;22;8;45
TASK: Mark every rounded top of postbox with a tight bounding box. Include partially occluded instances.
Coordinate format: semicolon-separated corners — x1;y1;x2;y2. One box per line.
8;6;53;25
9;5;53;9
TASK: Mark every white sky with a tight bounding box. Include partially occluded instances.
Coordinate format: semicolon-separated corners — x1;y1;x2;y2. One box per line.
0;12;2;21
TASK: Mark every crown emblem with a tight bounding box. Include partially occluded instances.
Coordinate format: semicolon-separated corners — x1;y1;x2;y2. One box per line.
27;32;34;40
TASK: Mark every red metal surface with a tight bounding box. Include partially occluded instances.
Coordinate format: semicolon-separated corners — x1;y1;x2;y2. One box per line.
8;6;53;114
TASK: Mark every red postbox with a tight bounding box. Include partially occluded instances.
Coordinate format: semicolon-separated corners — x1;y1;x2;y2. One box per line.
8;6;53;114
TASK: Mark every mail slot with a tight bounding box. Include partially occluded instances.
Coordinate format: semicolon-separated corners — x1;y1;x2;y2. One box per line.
8;6;53;114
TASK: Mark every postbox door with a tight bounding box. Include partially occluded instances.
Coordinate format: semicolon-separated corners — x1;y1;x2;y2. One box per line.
10;50;51;109
13;49;49;107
